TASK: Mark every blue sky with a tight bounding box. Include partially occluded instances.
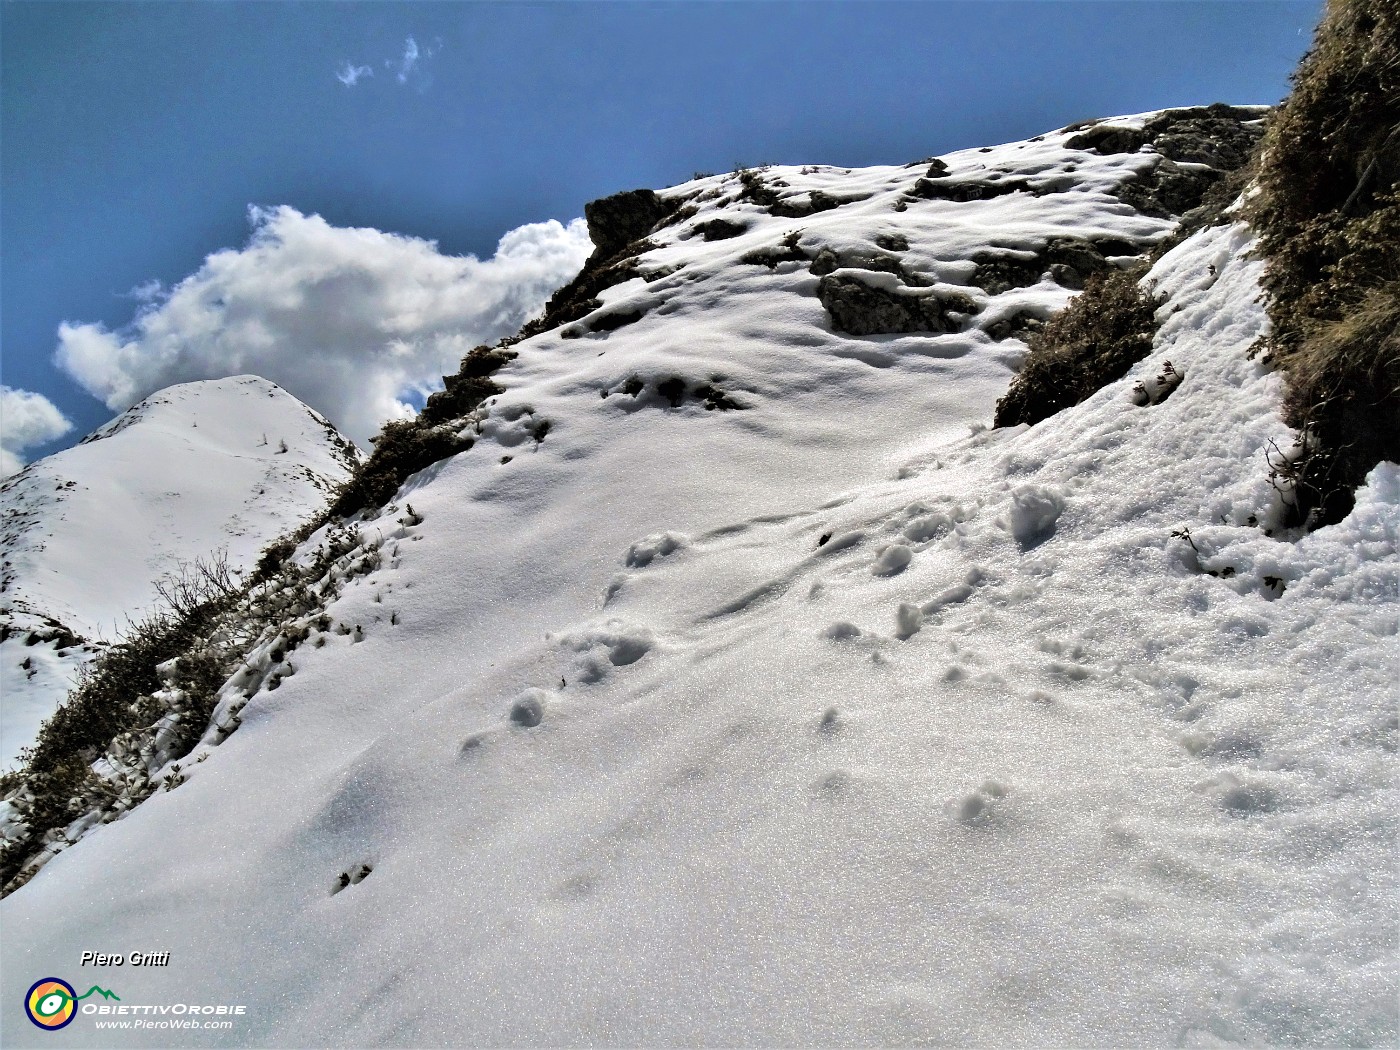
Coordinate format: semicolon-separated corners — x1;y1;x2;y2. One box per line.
2;1;1322;459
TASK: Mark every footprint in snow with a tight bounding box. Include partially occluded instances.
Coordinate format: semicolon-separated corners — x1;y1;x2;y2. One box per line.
459;730;492;754
822;621;862;641
895;602;923;639
952;780;1012;824
509;689;550;728
816;770;851;796
1218;780;1280;816
624;531;688;568
331;862;374;895
549;620;655;683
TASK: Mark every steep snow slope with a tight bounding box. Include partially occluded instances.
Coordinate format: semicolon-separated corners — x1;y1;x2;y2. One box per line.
0;376;362;767
2;114;1395;1047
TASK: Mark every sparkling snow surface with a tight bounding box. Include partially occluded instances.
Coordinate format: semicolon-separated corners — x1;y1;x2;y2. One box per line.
0;376;361;766
2;121;1395;1047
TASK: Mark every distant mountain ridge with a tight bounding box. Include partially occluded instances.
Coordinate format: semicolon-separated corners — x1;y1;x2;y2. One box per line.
0;375;362;766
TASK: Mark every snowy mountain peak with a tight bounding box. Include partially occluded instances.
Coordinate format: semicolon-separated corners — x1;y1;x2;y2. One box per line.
0;375;363;766
76;375;359;466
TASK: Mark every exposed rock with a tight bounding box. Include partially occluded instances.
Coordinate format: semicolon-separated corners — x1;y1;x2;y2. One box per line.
1066;104;1265;217
590;308;645;333
809;247;907;278
924;158;950;177
694;218;748;241
770;190;871;219
1048;263;1089;290
1115;158;1225;218
818;274;979;336
741;243;808;269
969;252;1044;295
910;177;1041;202
1064;125;1149;154
1059;116;1104;134
986;311;1046;342
740;230;809;269
584;189;678;257
1092;238;1143;258
511;187;686;341
970;238;1135;295
1151;121;1259;169
875;233;909;252
1066;106;1264;165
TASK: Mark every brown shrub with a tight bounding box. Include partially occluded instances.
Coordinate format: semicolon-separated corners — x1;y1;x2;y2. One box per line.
994;264;1162;428
1247;0;1400;525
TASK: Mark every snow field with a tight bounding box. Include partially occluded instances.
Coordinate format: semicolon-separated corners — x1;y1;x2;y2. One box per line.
1;113;1393;1047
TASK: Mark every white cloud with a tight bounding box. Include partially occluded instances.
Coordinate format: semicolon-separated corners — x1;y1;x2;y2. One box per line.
340;37;438;92
336;62;374;87
54;206;592;446
391;37;420;83
386;36;439;88
1;387;74;478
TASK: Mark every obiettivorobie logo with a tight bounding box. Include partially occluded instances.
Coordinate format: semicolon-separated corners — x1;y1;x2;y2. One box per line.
22;976;246;1032
24;978;120;1030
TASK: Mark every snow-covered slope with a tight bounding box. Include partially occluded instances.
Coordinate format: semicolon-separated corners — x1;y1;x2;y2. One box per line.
3;113;1395;1046
0;376;362;767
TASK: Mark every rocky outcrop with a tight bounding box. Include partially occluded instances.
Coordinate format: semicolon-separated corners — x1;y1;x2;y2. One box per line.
583;189;677;257
809;247;921;281
971;237;1144;294
819;275;979;336
1063;124;1149;154
1116;160;1228;218
1065;104;1268;218
769;190;872;219
694;218;748;241
986;310;1046;342
513;188;686;339
1067;104;1264;161
910;176;1042;202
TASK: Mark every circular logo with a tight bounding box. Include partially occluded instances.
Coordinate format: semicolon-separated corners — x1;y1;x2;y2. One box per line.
25;978;77;1030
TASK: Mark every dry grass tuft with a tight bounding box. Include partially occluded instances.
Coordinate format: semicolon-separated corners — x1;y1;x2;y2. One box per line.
1247;0;1400;525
